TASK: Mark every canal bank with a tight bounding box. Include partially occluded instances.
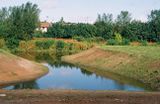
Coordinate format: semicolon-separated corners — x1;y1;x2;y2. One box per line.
0;49;48;87
62;46;160;90
3;51;150;91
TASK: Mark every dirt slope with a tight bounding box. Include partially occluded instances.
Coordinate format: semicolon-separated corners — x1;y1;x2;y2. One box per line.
0;50;48;88
0;90;159;104
62;47;132;69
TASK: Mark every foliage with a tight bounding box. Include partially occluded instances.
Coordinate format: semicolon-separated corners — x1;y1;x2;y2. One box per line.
1;2;160;49
55;40;65;49
115;33;123;44
122;39;130;45
33;30;44;38
19;41;36;51
46;22;97;38
140;40;148;46
35;40;55;49
0;39;5;48
157;41;160;45
94;13;114;40
0;2;40;49
6;37;20;49
107;39;117;45
148;10;160;42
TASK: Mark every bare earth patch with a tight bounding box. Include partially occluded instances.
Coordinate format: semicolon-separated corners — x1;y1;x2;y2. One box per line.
62;47;133;70
0;51;48;88
0;90;159;104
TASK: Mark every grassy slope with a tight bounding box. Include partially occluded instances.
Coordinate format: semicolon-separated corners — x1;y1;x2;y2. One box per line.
101;46;160;59
62;46;160;90
0;49;48;87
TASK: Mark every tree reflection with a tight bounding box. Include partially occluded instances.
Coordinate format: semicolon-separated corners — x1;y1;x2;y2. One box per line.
80;68;93;76
12;81;39;89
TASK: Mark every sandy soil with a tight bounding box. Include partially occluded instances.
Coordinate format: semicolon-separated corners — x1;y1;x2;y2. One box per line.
0;90;159;104
0;51;48;88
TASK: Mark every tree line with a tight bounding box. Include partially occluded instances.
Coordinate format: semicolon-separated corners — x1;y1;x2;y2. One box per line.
45;10;160;43
0;2;160;49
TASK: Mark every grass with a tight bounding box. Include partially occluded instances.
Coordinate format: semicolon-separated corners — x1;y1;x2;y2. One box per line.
101;45;160;59
100;45;160;90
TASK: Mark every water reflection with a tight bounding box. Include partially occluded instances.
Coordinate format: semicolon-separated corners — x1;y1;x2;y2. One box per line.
6;81;39;89
4;52;152;91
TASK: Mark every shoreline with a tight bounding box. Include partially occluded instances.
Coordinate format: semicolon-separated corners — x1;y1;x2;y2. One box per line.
0;50;48;88
62;46;160;90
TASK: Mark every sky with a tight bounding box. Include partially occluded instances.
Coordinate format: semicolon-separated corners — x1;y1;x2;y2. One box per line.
0;0;160;23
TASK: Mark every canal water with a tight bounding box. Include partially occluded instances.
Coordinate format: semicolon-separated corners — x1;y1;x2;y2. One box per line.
5;52;151;91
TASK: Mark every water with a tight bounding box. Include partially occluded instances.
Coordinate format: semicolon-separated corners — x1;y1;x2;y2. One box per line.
4;52;151;91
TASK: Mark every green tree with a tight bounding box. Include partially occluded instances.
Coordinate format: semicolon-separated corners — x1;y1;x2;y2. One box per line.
148;9;160;41
0;2;40;48
94;13;114;39
115;11;132;36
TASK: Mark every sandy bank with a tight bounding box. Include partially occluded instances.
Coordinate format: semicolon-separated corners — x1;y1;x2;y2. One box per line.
0;50;48;88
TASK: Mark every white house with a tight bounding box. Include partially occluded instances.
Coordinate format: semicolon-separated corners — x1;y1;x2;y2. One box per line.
37;22;52;33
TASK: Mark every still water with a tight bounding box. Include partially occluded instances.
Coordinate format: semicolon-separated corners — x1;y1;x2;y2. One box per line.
5;52;151;91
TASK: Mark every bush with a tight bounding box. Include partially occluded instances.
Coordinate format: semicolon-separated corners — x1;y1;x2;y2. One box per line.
157;41;160;45
33;30;44;38
0;39;5;48
140;40;148;46
56;40;65;49
6;38;20;49
35;40;55;49
115;33;123;44
122;39;130;45
19;41;36;51
107;39;117;45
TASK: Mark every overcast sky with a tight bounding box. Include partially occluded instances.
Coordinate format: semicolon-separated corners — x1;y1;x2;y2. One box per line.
0;0;160;23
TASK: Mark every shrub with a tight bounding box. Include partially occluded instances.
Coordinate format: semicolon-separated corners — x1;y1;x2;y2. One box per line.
19;41;36;51
6;38;20;49
115;33;123;44
56;40;65;49
157;41;160;45
33;30;44;38
0;39;5;48
140;40;148;46
35;40;55;49
107;33;123;45
107;39;117;45
122;39;130;45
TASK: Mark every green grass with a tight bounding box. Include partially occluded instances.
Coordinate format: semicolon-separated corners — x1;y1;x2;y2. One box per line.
101;45;160;59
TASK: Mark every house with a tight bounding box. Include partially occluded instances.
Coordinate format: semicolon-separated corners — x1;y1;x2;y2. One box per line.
37;21;52;33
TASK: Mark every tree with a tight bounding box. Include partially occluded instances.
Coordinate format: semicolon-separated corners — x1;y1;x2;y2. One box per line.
115;11;132;39
0;2;40;48
102;13;113;24
94;13;114;39
148;9;160;41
